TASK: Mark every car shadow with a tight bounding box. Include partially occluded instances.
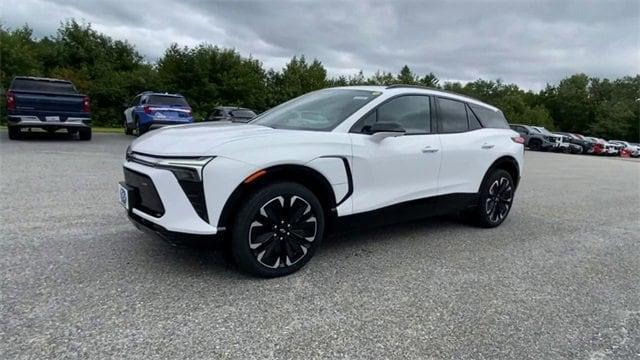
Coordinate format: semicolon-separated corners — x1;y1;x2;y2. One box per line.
128;215;468;279
10;130;79;141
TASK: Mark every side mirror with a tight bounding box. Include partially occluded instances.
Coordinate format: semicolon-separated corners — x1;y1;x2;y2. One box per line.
365;122;406;140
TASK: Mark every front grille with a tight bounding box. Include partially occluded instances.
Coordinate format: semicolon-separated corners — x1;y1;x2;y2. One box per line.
177;180;208;222
124;168;165;217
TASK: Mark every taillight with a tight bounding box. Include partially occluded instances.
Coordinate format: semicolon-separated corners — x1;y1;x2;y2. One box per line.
511;136;525;144
82;96;90;112
6;91;16;111
144;106;152;114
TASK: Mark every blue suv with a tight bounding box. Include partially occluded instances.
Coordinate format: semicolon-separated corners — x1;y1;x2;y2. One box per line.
123;92;194;135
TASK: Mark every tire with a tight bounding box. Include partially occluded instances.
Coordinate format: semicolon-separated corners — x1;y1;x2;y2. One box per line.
230;182;325;277
134;117;145;137
473;169;515;228
124;120;133;135
528;139;542;151
7;126;21;140
78;128;92;141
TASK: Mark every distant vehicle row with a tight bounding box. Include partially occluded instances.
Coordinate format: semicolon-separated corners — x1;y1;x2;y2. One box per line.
121;91;256;136
510;124;640;157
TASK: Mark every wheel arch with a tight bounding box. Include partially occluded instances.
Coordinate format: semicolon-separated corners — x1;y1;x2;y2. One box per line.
217;164;338;231
479;156;521;191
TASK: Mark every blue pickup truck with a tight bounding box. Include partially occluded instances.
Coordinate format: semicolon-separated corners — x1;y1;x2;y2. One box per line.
6;76;92;140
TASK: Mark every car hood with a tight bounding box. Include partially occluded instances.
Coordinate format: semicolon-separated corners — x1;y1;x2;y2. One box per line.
131;122;279;157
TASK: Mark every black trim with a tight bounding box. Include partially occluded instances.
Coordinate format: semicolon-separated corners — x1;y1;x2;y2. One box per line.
177;180;209;223
128;212;218;246
385;84;485;104
318;156;354;207
123;168;165;217
333;193;479;232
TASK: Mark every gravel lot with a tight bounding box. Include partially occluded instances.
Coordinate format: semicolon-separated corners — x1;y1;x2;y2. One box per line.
1;132;639;359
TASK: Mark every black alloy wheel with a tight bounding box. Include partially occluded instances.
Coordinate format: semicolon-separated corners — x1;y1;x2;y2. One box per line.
231;182;324;277
249;195;318;269
475;169;514;228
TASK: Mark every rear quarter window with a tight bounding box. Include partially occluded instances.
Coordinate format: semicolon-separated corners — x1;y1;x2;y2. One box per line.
11;79;78;94
469;104;510;129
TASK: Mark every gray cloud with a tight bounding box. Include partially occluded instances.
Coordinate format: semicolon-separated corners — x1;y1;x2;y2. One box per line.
3;0;639;90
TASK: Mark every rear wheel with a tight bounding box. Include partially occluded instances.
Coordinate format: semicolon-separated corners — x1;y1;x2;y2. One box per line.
134;117;145;136
78;128;92;141
231;182;325;277
124;119;133;135
473;169;514;228
7;126;21;140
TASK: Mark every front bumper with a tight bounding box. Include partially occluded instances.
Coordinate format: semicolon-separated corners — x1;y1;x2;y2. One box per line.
8;115;91;128
122;160;221;236
128;211;219;245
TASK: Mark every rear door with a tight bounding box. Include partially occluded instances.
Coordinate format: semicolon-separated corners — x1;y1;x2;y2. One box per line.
436;98;506;194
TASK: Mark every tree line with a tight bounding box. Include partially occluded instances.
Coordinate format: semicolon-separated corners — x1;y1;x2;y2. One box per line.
1;20;638;141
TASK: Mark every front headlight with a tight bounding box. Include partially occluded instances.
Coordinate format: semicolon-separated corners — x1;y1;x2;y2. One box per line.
127;152;214;182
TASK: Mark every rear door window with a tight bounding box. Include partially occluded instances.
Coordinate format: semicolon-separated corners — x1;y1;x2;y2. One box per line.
437;97;468;133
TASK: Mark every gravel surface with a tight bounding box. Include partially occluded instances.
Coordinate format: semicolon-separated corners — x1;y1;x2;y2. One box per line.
1;132;639;359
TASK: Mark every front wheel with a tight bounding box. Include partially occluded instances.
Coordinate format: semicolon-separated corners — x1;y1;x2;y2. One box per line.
473;169;515;228
231;182;325;277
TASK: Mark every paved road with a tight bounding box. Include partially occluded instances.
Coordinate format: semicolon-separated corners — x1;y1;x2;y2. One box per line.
1;132;639;359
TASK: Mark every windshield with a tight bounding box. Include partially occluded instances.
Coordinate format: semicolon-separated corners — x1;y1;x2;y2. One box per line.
230;109;257;119
533;127;552;135
251;89;380;131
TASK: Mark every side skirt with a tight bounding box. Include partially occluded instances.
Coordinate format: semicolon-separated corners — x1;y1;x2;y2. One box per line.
331;193;479;233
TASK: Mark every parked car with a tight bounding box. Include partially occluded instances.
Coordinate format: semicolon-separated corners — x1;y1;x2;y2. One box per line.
609;140;640;157
119;85;525;277
5;76;91;140
123;92;193;135
509;124;561;151
555;132;593;153
602;139;622;156
205;107;257;123
584;137;605;155
552;133;583;154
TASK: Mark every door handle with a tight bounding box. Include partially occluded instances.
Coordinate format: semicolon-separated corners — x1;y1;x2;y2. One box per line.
422;146;439;153
481;143;495;149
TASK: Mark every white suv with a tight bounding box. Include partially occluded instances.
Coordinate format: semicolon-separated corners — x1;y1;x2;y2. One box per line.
119;85;525;277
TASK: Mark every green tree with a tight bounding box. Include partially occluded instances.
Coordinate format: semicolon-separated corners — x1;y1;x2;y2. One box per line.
396;65;417;84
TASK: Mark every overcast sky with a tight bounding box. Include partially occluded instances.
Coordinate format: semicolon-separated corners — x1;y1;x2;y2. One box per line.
3;0;639;90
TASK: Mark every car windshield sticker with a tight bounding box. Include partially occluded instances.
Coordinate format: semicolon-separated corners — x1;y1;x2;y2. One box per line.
353;96;369;100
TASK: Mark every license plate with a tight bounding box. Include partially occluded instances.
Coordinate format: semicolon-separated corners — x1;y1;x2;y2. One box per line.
118;183;130;210
45;116;60;122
